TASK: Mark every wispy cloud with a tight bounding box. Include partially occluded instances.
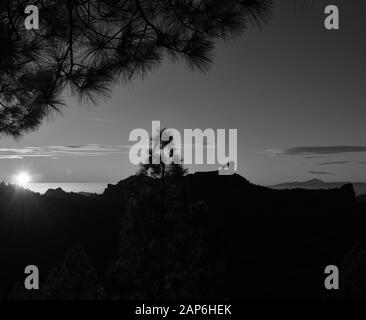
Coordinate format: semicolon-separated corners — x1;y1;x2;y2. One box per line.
89;118;119;123
0;155;23;159
308;171;335;175
269;146;366;156
304;156;328;159
317;161;349;166
0;144;130;160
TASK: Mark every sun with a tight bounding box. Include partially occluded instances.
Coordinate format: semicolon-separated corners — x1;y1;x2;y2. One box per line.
15;172;32;187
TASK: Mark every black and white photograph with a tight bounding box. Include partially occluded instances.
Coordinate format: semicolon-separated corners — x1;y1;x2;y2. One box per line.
0;0;365;311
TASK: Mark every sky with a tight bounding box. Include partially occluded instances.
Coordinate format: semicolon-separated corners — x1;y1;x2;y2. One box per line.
0;0;366;188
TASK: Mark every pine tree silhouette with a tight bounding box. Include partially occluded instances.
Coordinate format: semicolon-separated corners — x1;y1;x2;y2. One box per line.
0;0;272;137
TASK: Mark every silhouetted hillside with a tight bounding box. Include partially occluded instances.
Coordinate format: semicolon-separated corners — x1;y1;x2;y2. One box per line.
0;182;120;296
1;174;366;299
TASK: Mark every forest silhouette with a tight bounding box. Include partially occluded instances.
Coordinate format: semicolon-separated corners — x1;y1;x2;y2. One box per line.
0;171;365;299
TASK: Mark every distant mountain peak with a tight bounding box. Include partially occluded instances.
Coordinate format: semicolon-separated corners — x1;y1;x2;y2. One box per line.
305;178;325;184
271;178;326;188
45;187;67;197
270;178;366;196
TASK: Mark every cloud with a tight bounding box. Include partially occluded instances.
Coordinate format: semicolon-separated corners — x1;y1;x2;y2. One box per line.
0;144;131;159
270;146;366;156
304;156;328;159
89;118;119;123
0;142;223;160
308;171;335;175
0;155;23;159
317;161;349;166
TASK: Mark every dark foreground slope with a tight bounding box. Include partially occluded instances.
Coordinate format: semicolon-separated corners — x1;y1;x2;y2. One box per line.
0;174;365;299
0;183;120;296
184;173;358;299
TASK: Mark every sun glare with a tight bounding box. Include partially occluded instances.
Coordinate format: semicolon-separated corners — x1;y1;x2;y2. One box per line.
15;172;31;187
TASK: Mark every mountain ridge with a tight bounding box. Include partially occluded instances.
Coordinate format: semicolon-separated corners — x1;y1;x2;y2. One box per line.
270;178;366;196
0;171;361;299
